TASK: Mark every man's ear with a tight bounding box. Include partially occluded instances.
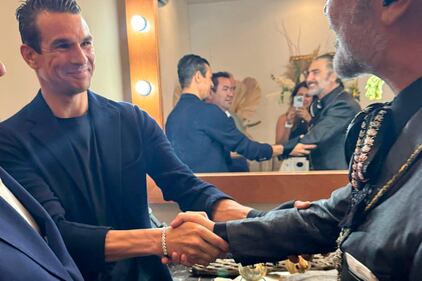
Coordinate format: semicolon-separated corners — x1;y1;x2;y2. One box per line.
192;70;201;83
381;0;411;25
329;71;338;84
20;44;39;69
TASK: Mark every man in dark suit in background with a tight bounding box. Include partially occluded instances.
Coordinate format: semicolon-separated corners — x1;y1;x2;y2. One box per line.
282;54;361;170
166;54;315;172
0;61;83;281
0;1;256;280
206;71;249;172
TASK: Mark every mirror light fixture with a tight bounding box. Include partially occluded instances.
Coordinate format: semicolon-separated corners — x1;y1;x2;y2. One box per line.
135;80;153;96
131;15;149;32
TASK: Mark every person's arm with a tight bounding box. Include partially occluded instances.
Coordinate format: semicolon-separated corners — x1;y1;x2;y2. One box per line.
211;198;252;221
275;110;295;144
224;185;351;265
135;107;259;223
105;222;228;266
299;99;359;146
282;99;357;157
171;185;351;265
204;107;275;160
0;121;227;270
136;107;235;217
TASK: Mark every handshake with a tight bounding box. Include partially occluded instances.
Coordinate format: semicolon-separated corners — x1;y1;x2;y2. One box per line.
158;199;312;267
160;211;226;266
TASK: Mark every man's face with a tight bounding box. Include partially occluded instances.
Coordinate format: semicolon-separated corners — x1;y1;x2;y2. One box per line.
306;59;335;98
208;77;236;111
28;12;95;96
325;0;384;78
198;65;213;99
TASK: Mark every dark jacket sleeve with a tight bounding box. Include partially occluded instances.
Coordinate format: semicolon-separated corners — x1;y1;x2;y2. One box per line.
299;99;358;145
0;125;110;273
225;185;351;265
134;107;232;217
203;107;272;161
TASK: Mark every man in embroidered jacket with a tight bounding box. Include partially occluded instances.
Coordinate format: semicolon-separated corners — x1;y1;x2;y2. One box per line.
169;0;422;280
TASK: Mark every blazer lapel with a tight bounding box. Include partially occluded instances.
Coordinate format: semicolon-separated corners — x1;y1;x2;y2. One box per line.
0;168;73;280
373;109;422;194
88;93;123;222
26;92;91;204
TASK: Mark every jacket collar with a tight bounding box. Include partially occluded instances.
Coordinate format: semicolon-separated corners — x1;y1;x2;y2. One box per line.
319;85;344;108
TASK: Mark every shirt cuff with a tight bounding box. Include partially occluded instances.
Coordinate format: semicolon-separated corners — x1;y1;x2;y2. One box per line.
213;222;228;242
247;209;267;218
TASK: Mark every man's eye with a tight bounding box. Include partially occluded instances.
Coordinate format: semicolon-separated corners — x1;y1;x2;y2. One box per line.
82;41;93;47
55;43;71;49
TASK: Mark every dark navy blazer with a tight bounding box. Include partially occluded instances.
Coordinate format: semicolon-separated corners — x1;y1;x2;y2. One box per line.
0;91;230;280
166;94;272;172
0;167;83;281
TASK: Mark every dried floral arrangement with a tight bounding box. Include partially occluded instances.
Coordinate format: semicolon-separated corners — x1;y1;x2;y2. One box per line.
271;23;320;103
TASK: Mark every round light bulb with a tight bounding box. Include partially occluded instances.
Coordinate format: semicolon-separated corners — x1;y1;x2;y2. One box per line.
131;15;149;32
135;80;153;96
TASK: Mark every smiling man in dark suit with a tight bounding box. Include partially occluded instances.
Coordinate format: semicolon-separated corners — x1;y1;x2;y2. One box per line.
0;1;261;280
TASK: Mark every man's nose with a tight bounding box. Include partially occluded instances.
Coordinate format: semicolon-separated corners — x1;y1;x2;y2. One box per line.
70;45;89;65
306;73;313;84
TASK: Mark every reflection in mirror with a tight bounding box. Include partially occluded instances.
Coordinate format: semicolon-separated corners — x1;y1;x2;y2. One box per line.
158;0;394;172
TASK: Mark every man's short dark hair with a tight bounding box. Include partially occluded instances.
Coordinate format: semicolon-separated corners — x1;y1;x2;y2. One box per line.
211;71;231;91
16;0;81;53
315;53;343;87
177;54;210;89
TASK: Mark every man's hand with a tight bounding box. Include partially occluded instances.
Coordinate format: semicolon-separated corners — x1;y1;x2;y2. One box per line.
290;143;316;156
165;218;228;266
294;200;311;209
212;199;252;222
271;144;284;156
162;212;225;265
170;211;214;230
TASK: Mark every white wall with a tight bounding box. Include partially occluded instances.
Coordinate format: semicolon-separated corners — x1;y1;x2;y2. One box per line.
158;0;191;121
159;0;394;146
0;0;127;121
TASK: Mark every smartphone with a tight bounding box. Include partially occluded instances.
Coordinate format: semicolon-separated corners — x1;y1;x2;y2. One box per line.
293;95;304;108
